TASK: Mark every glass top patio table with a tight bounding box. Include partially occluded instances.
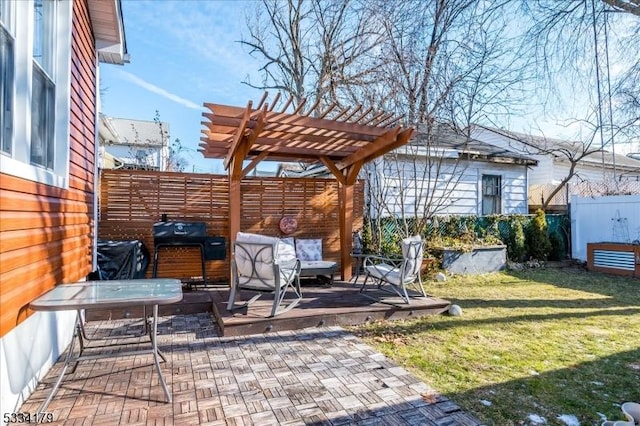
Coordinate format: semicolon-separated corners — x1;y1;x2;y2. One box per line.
30;279;183;311
29;278;182;415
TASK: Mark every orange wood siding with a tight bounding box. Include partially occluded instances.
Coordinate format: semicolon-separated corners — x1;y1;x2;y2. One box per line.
0;0;97;337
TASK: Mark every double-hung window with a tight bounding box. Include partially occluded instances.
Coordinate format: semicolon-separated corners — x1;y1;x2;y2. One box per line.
482;174;502;215
31;0;56;169
0;0;14;155
0;0;72;187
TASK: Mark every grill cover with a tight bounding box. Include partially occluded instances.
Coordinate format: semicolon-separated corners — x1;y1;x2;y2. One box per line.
96;240;149;280
153;221;207;245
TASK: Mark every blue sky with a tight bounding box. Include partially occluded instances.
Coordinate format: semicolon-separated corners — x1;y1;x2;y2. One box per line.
100;1;265;173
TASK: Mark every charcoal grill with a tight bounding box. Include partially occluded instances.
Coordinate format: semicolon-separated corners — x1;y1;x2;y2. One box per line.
152;221;207;286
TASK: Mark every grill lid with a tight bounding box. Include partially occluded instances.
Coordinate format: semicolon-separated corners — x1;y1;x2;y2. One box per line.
153;221;207;245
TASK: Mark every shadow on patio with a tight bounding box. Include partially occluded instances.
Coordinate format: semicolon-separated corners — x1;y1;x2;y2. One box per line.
18;313;481;425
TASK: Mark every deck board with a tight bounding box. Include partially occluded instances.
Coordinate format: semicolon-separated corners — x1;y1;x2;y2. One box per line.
214;281;450;336
86;280;450;336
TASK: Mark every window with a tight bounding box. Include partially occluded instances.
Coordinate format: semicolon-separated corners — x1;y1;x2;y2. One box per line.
31;0;55;169
0;0;71;187
0;0;13;155
482;174;502;215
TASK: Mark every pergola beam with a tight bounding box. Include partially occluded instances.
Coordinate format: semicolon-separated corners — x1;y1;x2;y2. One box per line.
336;127;400;170
241;151;269;178
223;101;253;170
319;156;346;185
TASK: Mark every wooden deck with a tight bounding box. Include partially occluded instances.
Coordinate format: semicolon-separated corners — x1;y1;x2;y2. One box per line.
86;279;451;337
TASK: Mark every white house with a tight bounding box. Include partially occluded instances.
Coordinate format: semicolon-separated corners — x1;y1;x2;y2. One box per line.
98;114;170;170
364;125;537;218
470;125;640;210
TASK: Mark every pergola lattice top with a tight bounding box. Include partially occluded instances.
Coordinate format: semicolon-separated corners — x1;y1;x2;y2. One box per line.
199;92;414;177
200;92;414;281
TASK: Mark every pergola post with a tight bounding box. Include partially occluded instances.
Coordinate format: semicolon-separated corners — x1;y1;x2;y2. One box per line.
338;182;354;281
227;156;243;290
337;162;363;281
228;171;241;262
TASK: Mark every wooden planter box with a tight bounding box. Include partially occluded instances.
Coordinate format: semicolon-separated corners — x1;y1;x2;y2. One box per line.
441;245;507;275
587;242;640;277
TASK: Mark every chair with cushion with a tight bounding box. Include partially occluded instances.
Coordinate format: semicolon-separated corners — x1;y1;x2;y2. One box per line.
295;238;338;285
227;232;302;317
360;235;426;304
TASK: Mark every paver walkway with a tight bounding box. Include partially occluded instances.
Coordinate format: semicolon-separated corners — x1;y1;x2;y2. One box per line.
20;313;482;425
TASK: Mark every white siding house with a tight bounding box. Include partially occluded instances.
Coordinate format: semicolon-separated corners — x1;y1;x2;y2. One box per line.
470;125;640;210
98;114;170;170
471;125;640;184
365;126;537;218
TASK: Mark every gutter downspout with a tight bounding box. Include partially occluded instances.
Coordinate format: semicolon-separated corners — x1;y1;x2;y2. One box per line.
92;60;101;273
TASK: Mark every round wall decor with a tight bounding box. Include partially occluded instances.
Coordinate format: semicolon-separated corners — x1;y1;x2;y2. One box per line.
279;216;298;234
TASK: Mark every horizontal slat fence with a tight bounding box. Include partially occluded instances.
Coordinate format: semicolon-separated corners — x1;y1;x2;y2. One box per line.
99;170;363;283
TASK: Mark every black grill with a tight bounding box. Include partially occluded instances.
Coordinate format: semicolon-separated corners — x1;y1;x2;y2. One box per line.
153;221;207;245
152;221;208;287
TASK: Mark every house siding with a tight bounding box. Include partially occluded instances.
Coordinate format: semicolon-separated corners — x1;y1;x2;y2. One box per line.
366;157;529;218
470;126;552;185
554;160;618;183
0;0;96;338
471;126;640;186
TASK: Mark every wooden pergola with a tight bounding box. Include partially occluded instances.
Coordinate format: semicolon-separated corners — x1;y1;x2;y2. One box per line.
199;92;414;280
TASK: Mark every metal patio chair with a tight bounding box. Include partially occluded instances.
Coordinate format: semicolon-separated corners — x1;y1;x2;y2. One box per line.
227;240;302;317
360;235;427;304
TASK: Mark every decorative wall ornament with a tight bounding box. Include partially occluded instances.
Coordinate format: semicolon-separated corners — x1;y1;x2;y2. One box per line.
279;216;298;234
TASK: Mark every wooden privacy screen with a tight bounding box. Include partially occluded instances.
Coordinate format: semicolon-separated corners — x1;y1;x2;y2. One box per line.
99;169;364;283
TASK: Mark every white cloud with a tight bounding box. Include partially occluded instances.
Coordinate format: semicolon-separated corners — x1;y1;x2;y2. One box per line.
116;69;202;110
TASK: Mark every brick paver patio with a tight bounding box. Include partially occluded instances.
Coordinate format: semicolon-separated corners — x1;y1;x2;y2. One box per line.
19;313;482;425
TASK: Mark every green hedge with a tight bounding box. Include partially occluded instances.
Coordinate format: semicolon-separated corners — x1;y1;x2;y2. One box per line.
363;213;570;262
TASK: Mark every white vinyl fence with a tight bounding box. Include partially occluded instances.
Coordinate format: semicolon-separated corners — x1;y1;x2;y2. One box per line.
570;194;640;261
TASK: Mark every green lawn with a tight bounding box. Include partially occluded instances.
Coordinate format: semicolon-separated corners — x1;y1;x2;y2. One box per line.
351;268;640;425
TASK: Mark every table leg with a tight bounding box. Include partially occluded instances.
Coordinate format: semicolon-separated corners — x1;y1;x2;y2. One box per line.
151;304;172;402
37;312;81;415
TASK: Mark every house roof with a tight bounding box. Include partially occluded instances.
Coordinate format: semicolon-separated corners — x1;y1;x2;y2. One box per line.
274;123;538;177
88;0;129;65
276;163;332;178
473;124;640;171
100;150;124;169
199;92;414;176
400;124;538;166
100;115;169;148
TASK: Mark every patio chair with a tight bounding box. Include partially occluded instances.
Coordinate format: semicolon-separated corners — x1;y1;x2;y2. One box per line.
227;232;302;317
360;235;426;304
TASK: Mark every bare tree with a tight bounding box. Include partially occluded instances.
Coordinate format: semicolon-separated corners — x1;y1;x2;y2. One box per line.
493;128;609;210
165;138;190;172
510;0;640;206
153;111;190;172
359;0;531;247
241;0;382;110
519;1;639;150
